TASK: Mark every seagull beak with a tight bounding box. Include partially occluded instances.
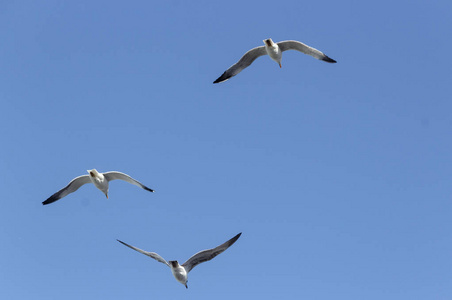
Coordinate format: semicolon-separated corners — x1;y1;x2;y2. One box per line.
279;62;281;68
106;193;108;199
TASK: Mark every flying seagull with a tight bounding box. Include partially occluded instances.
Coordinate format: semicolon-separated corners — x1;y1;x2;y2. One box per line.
213;38;336;83
42;169;154;205
117;232;242;288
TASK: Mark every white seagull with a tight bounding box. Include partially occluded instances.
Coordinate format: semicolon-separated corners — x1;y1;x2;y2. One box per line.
42;169;154;205
213;38;337;83
117;232;242;288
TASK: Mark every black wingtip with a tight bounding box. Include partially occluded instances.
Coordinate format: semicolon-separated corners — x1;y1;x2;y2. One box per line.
144;186;155;193
42;197;56;205
213;72;229;84
323;56;337;63
117;239;127;246
229;232;242;244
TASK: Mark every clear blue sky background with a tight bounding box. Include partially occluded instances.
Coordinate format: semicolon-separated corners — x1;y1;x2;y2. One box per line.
1;0;451;299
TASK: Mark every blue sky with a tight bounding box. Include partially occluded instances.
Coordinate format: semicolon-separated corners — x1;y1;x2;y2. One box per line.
1;0;452;299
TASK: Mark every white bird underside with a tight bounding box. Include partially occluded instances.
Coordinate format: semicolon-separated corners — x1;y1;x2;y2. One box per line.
42;170;154;205
213;39;336;83
116;232;242;287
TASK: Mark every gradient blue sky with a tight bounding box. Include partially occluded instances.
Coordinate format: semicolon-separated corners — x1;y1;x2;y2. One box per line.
1;1;452;299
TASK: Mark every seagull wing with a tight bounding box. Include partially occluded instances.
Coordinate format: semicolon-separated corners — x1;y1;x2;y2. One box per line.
42;175;91;205
103;171;154;192
117;239;170;267
213;46;267;83
182;233;241;273
277;40;337;63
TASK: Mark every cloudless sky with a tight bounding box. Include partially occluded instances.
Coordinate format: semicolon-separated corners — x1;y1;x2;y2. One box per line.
1;0;452;299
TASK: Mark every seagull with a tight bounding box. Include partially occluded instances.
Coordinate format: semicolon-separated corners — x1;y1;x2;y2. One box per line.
117;232;242;288
213;38;337;83
42;169;154;205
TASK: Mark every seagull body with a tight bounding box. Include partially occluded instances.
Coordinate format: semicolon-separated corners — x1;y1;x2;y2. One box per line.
42;169;154;205
117;232;242;288
213;38;337;83
169;261;188;287
264;38;283;68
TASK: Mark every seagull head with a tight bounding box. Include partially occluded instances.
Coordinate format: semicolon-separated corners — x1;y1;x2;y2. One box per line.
263;38;275;47
169;261;180;268
87;169;100;178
